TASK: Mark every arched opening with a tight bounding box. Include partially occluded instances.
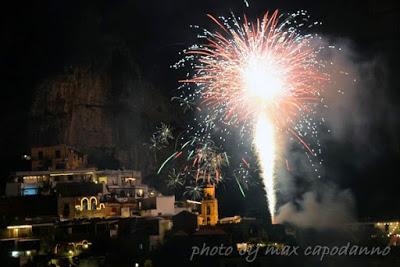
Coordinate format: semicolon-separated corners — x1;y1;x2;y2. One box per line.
89;197;98;210
81;198;89;211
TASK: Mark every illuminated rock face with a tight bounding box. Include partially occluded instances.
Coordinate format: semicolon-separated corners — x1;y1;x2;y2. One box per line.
31;66;114;149
29;50;171;174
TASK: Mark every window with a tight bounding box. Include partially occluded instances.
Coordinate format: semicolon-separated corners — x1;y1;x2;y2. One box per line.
206;206;211;215
55;150;61;158
136;189;144;198
38;151;43;160
63;203;70;217
23;188;38;196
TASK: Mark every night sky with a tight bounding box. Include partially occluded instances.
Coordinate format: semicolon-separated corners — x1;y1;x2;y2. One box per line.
1;0;399;220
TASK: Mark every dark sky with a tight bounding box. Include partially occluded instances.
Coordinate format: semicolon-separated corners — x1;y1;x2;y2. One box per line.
1;0;399;219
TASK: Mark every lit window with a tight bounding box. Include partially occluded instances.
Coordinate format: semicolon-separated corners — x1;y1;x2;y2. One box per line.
136;189;144;197
23;188;38;196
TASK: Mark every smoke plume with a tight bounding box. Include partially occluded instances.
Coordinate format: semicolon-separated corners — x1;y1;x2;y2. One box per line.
274;38;390;229
275;185;355;230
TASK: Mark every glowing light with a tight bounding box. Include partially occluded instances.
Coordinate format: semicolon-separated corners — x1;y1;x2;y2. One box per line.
241;52;284;221
242;55;285;103
254;116;277;221
186;200;202;205
7;225;32;230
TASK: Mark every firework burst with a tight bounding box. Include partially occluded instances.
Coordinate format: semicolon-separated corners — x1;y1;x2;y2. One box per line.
174;10;328;222
150;123;174;151
183;185;204;200
158;136;228;184
166;168;185;190
182;10;326;132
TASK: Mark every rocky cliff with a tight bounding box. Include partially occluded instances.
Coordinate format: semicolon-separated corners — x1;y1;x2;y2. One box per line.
30;46;172;174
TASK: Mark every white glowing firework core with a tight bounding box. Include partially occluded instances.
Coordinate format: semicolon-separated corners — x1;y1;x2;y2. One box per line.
242;56;285;103
254;116;277;223
242;54;283;223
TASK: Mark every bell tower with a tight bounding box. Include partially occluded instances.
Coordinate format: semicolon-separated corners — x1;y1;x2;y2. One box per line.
200;184;219;225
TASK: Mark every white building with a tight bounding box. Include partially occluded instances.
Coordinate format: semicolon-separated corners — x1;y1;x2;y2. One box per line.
5;168;149;199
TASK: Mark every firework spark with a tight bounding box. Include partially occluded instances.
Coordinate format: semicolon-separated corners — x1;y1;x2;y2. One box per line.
183;185;204;200
177;10;327;222
158;136;228;185
166;168;185;190
150;123;174;151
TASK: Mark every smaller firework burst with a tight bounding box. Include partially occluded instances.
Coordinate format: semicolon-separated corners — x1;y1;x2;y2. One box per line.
150;123;174;151
158;135;228;182
190;139;229;183
166;168;185;190
156;126;230;200
183;184;204;200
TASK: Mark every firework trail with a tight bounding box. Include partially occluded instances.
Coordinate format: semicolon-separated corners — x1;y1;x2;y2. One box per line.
254;116;277;221
175;10;327;222
233;160;253;195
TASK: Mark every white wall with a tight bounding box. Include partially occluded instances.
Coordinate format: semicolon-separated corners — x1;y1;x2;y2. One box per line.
155;196;175;215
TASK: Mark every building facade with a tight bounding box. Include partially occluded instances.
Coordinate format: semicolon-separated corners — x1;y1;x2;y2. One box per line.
199;184;219;226
31;144;88;171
